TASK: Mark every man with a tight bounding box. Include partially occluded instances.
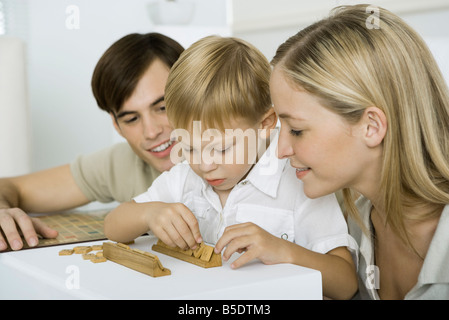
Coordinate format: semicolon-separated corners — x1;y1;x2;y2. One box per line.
0;33;184;251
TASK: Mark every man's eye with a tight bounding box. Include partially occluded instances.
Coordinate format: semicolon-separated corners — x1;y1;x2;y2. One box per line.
124;117;138;124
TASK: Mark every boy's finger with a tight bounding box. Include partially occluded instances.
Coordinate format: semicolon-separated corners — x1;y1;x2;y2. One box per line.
165;222;190;250
229;249;255;269
172;218;196;250
178;206;202;245
156;227;179;248
222;234;252;261
215;223;247;253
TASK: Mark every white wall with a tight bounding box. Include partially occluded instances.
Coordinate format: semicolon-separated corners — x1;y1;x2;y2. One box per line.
4;0;449;173
234;1;449;103
22;0;228;172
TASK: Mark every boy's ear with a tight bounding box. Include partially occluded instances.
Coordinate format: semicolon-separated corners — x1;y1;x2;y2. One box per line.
110;112;124;138
258;108;278;139
362;106;387;148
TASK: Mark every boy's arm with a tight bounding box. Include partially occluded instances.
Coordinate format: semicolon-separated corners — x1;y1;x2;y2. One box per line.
0;164;90;250
215;223;357;300
104;201;202;249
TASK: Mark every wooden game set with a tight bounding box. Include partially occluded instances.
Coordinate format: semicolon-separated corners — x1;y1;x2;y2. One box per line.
4;211;108;251
59;239;222;278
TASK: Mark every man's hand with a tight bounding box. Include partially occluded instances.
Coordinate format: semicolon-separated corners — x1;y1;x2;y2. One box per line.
0;208;58;251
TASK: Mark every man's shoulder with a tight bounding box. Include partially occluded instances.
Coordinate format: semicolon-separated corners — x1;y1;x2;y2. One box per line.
104;142;136;158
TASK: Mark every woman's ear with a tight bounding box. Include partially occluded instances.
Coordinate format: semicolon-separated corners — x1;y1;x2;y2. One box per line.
362;106;387;148
258;108;278;139
110;112;124;138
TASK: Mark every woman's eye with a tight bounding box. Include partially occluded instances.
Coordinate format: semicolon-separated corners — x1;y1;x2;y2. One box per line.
290;129;303;137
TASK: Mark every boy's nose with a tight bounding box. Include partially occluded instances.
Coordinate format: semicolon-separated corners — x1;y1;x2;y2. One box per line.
199;158;218;173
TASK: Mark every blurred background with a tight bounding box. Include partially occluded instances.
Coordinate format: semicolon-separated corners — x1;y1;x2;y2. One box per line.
0;0;448;176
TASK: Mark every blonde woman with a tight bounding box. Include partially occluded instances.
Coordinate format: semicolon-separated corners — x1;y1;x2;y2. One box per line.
270;5;449;299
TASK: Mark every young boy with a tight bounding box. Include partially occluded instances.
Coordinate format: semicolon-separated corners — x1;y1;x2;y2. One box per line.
104;36;358;299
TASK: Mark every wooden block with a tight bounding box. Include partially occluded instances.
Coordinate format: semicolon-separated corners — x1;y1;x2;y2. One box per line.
102;242;170;277
90;256;107;263
193;244;204;258
82;253;96;260
91;245;103;251
73;246;92;254
59;249;74;256
152;239;222;268
200;245;214;262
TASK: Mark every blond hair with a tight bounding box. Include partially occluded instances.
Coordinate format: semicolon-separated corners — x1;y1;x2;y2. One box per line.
165;36;272;131
272;5;449;253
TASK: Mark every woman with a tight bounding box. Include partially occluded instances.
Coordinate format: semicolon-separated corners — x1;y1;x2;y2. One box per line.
270;4;449;299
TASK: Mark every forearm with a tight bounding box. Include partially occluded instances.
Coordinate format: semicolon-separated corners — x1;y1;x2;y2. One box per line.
283;241;357;300
0;165;90;213
0;179;20;209
104;201;152;243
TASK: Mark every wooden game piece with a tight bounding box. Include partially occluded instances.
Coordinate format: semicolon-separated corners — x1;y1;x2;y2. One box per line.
82;253;96;260
90;256;107;263
152;239;222;268
199;245;214;262
73;246;92;254
102;242;171;277
193;244;204;258
91;244;103;251
96;251;104;257
58;249;74;256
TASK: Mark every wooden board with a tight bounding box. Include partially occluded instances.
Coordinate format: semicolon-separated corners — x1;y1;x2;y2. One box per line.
103;242;171;277
3;210;108;251
152;239;222;268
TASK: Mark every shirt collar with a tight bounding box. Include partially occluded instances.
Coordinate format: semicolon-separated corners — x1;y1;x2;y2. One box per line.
417;204;449;285
357;197;449;290
245;129;287;198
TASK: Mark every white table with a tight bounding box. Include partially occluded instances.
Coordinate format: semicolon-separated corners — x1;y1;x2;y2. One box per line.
0;235;322;300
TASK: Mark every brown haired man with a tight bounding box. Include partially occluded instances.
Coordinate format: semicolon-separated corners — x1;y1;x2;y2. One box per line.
0;33;184;251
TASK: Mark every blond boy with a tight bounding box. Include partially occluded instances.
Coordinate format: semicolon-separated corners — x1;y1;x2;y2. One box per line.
105;36;358;299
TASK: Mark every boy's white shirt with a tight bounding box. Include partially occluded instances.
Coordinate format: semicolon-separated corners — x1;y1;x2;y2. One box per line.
134;130;358;255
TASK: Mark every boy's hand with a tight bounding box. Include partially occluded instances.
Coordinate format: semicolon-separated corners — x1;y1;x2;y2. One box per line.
0;208;58;251
145;202;202;250
214;222;291;269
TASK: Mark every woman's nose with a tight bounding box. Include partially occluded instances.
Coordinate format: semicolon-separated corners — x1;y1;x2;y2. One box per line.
276;128;294;159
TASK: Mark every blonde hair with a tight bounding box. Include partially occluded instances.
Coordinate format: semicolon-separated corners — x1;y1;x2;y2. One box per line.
165;36;272;131
272;5;449;253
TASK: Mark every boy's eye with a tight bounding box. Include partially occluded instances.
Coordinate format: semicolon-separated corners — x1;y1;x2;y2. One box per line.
217;146;232;153
290;129;303;137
